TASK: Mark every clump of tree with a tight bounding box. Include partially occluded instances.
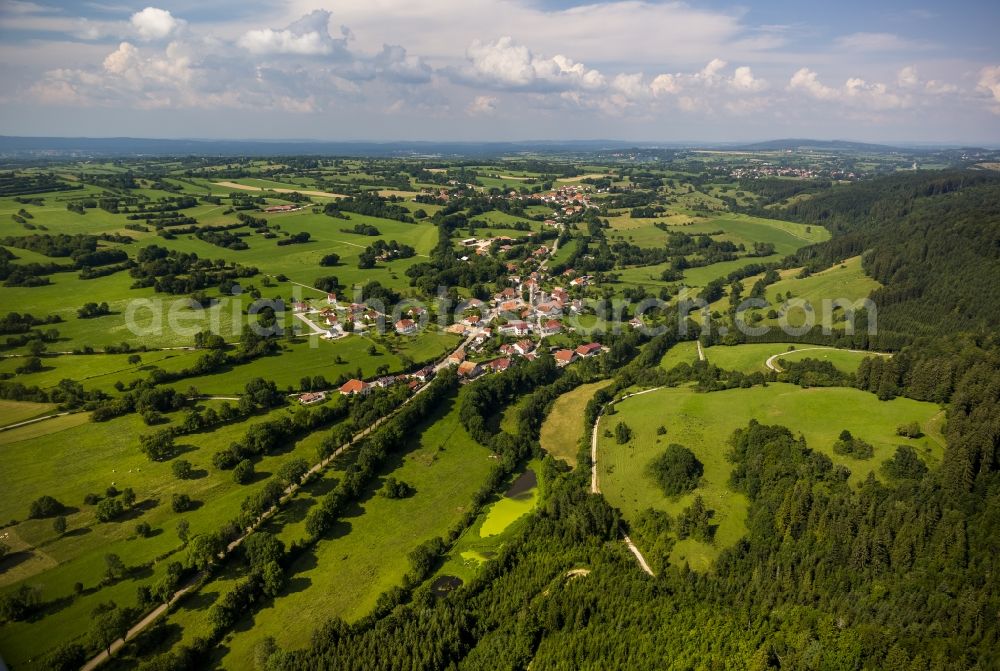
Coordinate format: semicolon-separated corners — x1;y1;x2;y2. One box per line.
319;253;340;266
379;477;415;499
76;301;110;319
832;429;874;459
676;495;715;542
895;421;923;438
646;443;703;496
614;421;633;444
29;495;65;519
881;445;928;480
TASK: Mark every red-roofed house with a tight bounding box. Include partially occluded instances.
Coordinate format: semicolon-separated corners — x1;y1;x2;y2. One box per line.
541;319;562;336
394;318;417;335
339;379;371;396
576;342;602;357
457;360;482;379
554;349;578;366
487;357;512;373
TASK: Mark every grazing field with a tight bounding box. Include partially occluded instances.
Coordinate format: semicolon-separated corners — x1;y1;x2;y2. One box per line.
659;341;701;371
598;383;944;570
0;399;57;426
214;398;494;667
760;256;881;326
0;403;346;668
703;342;881;374
539;380;612;466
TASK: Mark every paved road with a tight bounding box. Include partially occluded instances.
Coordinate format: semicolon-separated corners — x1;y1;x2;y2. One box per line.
696;340;706;361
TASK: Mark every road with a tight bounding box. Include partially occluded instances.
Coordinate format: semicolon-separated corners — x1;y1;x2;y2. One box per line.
79;333;471;670
590;387;663;577
696;340;705;361
0;411;70;432
764;346;887;372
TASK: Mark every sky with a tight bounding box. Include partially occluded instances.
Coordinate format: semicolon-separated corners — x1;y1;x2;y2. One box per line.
1;0;999;143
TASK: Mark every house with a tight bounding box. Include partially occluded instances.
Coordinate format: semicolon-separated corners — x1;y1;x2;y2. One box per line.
445;323;469;335
554;349;578;366
541;319;562;336
327;293;338;304
298;391;326;405
499;343;517;356
412;366;435;382
395;318;417;335
576;342;602;358
462;314;481;327
374;376;398;388
497;287;518;301
339;379;371;396
499;320;530;337
456;360;482;378
487;357;512;373
292;301;310;313
514;339;535;356
628;317;644;329
447;349;467;365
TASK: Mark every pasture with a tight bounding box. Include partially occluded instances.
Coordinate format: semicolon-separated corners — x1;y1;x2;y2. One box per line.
539;380;612;466
214;398;494;667
597;383;944;570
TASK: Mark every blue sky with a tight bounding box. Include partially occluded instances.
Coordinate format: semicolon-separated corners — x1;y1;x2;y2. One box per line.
1;0;998;143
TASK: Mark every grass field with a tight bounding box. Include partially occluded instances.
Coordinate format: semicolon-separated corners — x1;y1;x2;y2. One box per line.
598;383;944;570
0;403;348;667
539;381;612;466
659;341;701;371
0;399;58;426
214;397;494;667
702;343;882;375
760;256;881;327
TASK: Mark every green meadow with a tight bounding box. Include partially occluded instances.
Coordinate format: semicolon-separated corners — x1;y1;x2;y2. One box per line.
0;402;347;668
597;383;944;570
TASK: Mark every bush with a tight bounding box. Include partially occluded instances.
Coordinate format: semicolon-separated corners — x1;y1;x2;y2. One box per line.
614;421;632;444
833;431;875;460
172;459;193;480
95;498;125;522
647;444;703;496
171;493;193;513
379;477;415;499
28;495;65;519
135;522;152;538
233;459;255;485
895;421;923;438
213;447;241;470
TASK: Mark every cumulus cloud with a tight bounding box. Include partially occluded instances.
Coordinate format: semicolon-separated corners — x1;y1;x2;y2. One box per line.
130;7;182;41
460;37;604;91
373;44;432;83
650;58;768;99
467;95;497;115
790;68;906;110
238;10;346;56
979;66;1000;113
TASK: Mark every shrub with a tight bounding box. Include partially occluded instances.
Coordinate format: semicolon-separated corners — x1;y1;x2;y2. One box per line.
171;493;193;513
233;459;255;485
28;495;65;519
172;459;193;480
